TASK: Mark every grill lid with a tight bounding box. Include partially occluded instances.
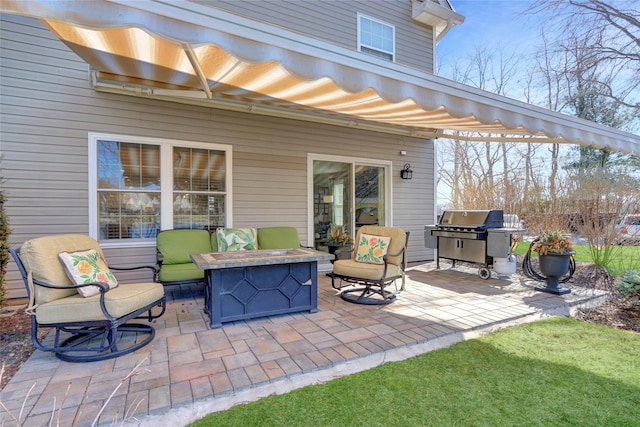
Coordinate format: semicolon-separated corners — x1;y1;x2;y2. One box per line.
438;210;504;229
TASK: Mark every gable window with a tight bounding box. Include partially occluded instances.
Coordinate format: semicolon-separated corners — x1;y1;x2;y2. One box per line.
89;133;232;246
357;14;395;61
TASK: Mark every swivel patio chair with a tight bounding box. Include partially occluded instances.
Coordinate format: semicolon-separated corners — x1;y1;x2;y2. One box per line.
10;234;166;362
331;226;409;305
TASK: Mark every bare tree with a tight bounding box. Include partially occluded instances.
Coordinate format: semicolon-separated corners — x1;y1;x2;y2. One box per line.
436;4;639;242
520;73;547;204
528;0;639;116
530;32;566;196
437;44;529;211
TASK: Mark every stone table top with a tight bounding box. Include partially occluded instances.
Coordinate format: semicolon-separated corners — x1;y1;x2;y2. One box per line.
191;247;334;269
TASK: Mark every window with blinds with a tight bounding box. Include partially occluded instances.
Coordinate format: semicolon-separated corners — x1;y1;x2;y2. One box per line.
357;14;395;61
89;133;232;243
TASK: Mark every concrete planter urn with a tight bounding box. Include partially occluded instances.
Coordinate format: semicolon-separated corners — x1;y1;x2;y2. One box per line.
530;231;575;295
537;252;574;295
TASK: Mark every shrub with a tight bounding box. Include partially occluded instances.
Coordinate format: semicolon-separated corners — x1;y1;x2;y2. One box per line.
615;270;640;301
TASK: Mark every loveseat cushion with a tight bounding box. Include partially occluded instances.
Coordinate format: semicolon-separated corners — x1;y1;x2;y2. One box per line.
35;282;164;324
257;226;301;249
20;234;107;304
157;229;212;264
158;262;205;283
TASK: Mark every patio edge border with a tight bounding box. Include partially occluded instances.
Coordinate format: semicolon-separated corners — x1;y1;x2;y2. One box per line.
132;292;609;427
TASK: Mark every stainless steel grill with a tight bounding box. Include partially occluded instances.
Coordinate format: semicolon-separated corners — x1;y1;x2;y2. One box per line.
425;209;523;279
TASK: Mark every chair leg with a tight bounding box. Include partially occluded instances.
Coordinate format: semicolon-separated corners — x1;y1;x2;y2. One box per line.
340;284;397;305
330;273;343;290
54;323;156;363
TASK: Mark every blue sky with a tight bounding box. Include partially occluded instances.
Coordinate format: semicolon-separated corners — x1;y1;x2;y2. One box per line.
436;0;639;132
437;1;545;75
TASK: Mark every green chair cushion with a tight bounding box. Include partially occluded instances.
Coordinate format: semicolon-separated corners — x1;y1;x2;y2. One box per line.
257;226;301;249
158;263;205;283
157;229;212;264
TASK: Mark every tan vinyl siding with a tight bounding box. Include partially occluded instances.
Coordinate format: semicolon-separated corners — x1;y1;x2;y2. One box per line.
210;0;435;72
1;14;435;300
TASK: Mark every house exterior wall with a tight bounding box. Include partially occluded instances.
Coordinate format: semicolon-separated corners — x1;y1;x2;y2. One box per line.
1;14;435;300
210;0;435;72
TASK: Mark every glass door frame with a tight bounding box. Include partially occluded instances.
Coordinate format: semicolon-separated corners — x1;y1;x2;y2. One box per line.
307;153;393;248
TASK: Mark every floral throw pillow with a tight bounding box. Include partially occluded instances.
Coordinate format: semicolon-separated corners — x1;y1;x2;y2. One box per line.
216;228;258;252
58;249;118;297
355;234;391;265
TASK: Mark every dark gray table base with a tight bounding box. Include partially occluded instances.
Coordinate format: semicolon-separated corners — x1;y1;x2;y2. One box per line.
204;261;319;328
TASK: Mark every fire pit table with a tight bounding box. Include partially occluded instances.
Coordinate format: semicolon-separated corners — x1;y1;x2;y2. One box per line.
191;248;333;328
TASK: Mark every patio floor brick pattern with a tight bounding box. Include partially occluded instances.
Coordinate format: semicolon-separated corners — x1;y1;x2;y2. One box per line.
0;262;608;426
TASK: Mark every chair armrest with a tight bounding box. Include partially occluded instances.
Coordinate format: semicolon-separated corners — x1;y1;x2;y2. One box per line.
32;277;124;321
32;277;110;293
110;265;158;283
110;265;157;273
384;246;405;259
155;249;164;282
382;246;407;270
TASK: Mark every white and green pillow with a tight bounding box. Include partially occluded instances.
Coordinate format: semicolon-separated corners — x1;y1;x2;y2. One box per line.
355;234;391;265
216;228;258;252
58;249;118;297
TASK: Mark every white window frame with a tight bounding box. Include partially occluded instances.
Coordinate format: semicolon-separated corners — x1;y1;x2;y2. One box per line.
88;132;233;248
357;13;396;62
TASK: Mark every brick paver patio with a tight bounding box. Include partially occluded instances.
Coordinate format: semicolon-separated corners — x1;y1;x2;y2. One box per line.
0;262;607;426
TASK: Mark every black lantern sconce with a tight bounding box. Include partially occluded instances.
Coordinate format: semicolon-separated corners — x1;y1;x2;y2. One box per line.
400;163;413;180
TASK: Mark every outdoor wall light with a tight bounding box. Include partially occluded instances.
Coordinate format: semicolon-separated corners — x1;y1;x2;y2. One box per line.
400;163;413;180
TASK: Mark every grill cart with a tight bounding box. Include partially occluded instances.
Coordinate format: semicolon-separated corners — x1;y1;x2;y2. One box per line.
425;209;524;279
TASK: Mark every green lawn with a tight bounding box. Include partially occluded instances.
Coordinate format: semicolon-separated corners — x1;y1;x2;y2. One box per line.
515;242;640;277
191;317;640;427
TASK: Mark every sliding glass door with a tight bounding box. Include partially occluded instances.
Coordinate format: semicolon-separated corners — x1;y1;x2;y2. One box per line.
313;160;351;250
311;157;390;251
355;165;385;229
